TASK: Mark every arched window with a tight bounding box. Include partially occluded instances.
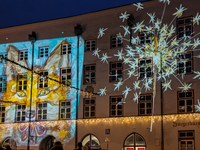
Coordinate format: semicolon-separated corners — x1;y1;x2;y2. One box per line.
123;133;146;150
82;134;101;149
2;137;17;150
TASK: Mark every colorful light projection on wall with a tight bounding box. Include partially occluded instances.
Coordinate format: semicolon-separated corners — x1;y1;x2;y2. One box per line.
0;36;84;146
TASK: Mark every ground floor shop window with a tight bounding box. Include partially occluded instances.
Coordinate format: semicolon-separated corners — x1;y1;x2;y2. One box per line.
179;130;194;150
124;132;146;150
82;134;101;149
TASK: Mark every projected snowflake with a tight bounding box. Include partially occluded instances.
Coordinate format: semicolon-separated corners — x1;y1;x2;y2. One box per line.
95;0;200;115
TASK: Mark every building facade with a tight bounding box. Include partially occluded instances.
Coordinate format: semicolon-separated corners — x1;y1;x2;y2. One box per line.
0;0;200;150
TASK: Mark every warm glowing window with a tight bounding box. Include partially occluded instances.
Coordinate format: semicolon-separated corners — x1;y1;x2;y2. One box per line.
39;71;48;88
177;16;193;38
139;58;152;79
110;62;122;82
0;105;5;123
0;76;7;93
139;31;152;44
37;103;47;120
110;96;123;117
111;36;122;48
16;104;26;122
0;53;7;63
62;43;71;55
39;47;49;58
177;52;192;74
178;91;193;113
60;100;71;119
139;94;152;115
84;64;95;84
60;68;71;86
84;98;95;118
82;134;101;149
179;131;194;150
85;40;96;51
19;50;28;61
17;74;27;91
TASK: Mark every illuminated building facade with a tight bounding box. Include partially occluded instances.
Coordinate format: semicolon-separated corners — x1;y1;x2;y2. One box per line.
0;0;200;150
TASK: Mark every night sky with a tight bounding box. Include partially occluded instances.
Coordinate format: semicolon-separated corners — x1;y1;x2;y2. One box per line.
0;0;147;29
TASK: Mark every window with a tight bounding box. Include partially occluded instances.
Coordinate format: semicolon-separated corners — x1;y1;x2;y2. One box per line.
84;65;95;84
139;94;152;115
84;98;95;118
110;96;123;117
110;62;122;82
19;50;28;61
139;58;152;79
16;104;26;122
0;105;5;123
139;31;152;44
60;100;71;119
111;36;122;48
0;76;7;93
179;131;194;150
60;68;71;86
39;47;49;58
17;74;27;91
37;103;47;120
39;71;48;88
177;16;193;38
82;134;101;149
62;43;71;55
0;53;7;63
178;91;193;113
124;133;146;150
177;52;192;74
85;40;96;51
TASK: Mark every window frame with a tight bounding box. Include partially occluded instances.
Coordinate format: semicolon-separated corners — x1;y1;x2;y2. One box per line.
138;94;153;116
17;74;28;91
85;39;96;51
138;58;153;79
83;98;96;118
110;96;124;117
38;71;48;89
15;104;26;122
37;102;48;121
81;134;101;149
177;52;193;75
59;100;71;120
60;68;72;86
39;46;49;58
0;76;7;93
83;64;96;84
61;43;71;55
0;104;5;123
178;130;195;150
110;35;123;48
177;90;194;114
139;31;153;45
18;50;28;61
177;16;193;39
109;61;123;82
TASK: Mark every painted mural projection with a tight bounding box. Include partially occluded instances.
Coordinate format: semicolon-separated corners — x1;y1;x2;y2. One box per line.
94;0;200;130
0;37;84;146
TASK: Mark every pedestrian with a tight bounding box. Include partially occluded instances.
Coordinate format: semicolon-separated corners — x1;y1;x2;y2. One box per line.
0;145;4;150
77;142;82;150
5;145;12;150
50;141;63;150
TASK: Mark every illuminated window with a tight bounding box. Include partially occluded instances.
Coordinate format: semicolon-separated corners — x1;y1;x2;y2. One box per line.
39;71;48;88
139;94;152;115
82;134;101;149
85;40;96;51
110;62;122;82
16;104;26;122
84;98;95;118
178;91;193;113
139;58;152;79
60;100;71;119
124;133;146;150
110;96;123;117
39;47;49;58
177;16;193;38
111;36;122;48
60;68;71;86
19;50;28;61
84;64;95;84
37;102;47;120
139;31;152;44
0;53;7;63
0;76;7;93
179;131;194;150
0;105;5;123
17;74;27;91
177;52;192;74
62;43;71;55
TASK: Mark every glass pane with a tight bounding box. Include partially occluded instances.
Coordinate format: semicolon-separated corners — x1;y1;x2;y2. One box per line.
125;134;134;145
135;134;145;145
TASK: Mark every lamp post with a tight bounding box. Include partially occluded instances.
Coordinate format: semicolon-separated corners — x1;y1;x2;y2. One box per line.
27;31;37;150
74;24;82;149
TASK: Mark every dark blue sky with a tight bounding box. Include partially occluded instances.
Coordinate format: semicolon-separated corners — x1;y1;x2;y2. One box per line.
0;0;147;29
